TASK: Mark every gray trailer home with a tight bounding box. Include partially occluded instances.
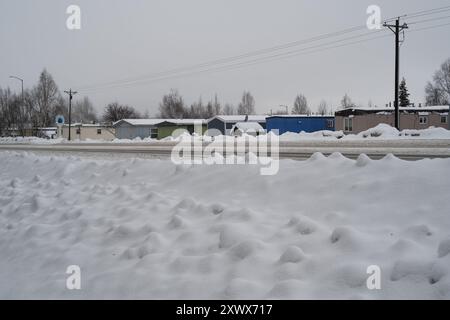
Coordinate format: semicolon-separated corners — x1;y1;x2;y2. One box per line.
206;115;267;136
113;119;165;139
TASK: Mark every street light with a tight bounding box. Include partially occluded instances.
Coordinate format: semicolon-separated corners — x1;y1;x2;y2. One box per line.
9;75;24;136
9;75;23;100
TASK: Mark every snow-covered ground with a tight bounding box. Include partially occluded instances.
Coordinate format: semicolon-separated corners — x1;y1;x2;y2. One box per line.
0;150;450;299
1;124;450;145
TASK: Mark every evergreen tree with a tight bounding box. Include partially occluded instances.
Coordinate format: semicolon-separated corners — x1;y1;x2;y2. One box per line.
399;78;410;107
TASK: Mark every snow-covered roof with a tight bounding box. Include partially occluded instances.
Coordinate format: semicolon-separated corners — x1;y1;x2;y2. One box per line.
164;119;206;125
208;115;267;123
63;123;110;127
231;122;265;132
113;119;166;126
335;105;449;116
267;115;334;118
347;106;449;112
113;119;206;127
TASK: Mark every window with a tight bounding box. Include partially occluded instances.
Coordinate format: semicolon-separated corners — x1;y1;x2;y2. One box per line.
441;116;448;124
97;128;102;135
150;128;158;139
419;116;428;125
344;118;353;132
326;119;334;129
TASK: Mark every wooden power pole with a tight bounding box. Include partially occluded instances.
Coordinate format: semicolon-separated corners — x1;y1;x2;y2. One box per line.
384;18;408;130
64;89;77;141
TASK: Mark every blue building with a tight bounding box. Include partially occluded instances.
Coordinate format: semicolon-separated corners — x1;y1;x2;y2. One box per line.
266;115;335;134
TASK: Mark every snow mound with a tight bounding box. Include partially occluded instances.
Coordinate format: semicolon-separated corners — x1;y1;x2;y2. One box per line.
358;124;400;139
1;150;450;299
279;246;306;263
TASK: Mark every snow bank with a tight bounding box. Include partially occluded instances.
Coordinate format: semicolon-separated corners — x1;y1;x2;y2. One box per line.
2;124;450;145
1;151;450;299
345;124;450;140
0;136;64;144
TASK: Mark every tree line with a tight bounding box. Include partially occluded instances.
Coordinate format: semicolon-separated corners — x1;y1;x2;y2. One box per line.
1;58;449;134
0;69;97;135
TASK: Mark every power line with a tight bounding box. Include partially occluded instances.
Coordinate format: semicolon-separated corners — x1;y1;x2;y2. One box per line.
75;5;450;94
78;21;450;94
80;18;450;94
75;25;369;91
407;14;450;25
409;20;450;32
78;30;390;94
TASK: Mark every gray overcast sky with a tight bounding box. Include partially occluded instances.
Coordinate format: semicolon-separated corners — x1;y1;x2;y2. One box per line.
1;0;450;116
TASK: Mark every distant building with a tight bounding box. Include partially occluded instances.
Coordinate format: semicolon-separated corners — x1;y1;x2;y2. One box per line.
38;127;57;139
230;122;266;136
335;106;449;134
266;115;335;134
207;115;267;136
61;123;115;140
113;119;206;140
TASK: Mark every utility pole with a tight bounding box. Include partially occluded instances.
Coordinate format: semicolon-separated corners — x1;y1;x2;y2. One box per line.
64;89;77;141
384;18;408;130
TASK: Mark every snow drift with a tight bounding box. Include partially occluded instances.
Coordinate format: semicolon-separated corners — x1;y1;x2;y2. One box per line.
0;151;450;299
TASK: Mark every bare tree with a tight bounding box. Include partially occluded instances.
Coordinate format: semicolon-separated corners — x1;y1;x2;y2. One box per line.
425;58;450;105
223;103;235;115
425;82;448;106
317;100;328;115
341;93;355;109
188;97;205;118
0;87;29;136
73;97;97;123
292;94;310;114
213;94;221;115
102;102;140;122
205;101;214;119
33;69;60;127
159;89;185;118
237;91;255;115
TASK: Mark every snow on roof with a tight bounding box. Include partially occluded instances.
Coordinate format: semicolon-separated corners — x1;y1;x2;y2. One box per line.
165;119;206;125
209;115;267;123
113;119;166;126
267;115;334;118
113;119;206;127
232;122;265;132
344;106;449;112
63;123;110;127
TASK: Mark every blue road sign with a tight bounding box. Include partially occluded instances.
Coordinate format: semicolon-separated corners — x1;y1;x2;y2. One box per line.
55;115;65;125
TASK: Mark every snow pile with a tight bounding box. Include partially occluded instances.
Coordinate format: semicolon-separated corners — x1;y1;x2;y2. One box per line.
400;127;450;139
1;124;450;144
279;130;345;141
0;136;64;144
354;124;401;139
1;150;450;299
345;124;450;140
